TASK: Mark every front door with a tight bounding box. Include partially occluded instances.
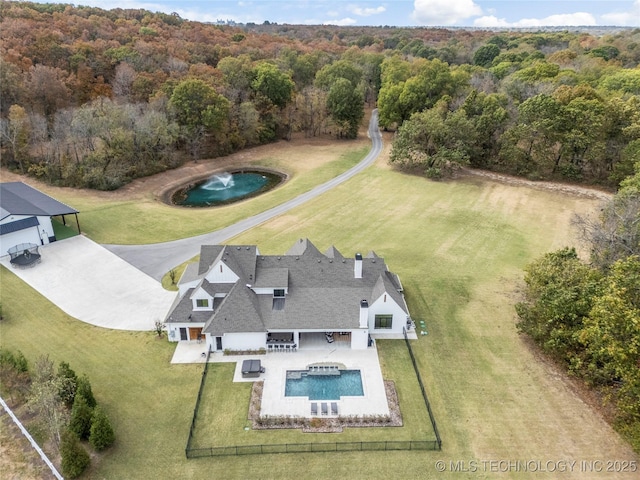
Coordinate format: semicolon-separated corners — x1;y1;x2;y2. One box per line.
179;328;188;341
216;336;223;351
188;327;202;341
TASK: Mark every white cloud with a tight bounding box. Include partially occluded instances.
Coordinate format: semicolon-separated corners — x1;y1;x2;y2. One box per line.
323;17;357;26
474;12;597;28
601;0;640;26
349;5;386;17
412;0;482;25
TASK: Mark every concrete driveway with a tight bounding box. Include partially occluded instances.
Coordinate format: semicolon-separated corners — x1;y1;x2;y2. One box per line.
1;236;176;331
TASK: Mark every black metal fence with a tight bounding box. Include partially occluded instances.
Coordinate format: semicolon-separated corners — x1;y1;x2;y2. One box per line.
185;348;212;455
185;331;442;458
187;440;440;458
403;327;442;450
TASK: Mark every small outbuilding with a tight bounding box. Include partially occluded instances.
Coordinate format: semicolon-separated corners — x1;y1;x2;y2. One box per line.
0;182;80;256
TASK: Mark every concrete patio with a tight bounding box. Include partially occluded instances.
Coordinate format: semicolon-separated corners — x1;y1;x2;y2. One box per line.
171;341;391;418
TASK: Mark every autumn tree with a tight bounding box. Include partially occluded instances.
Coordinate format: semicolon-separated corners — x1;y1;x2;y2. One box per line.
27;355;69;447
0;105;31;173
515;248;603;363
251;62;295;109
0;348;30;405
326;78;364;139
169;78;230;160
26;64;70;127
390;99;475;178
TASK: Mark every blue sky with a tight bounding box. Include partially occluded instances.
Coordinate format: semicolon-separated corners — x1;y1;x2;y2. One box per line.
36;1;640;26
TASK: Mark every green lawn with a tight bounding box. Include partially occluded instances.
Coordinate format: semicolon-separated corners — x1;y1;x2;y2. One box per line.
2;145;627;479
189;340;437;451
46;145;369;245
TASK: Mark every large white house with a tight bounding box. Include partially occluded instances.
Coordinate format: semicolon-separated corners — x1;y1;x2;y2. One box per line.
165;238;412;352
0;182;80;256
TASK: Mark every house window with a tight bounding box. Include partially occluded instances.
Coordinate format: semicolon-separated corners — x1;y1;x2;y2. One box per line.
196;299;209;308
274;289;285;297
374;314;393;329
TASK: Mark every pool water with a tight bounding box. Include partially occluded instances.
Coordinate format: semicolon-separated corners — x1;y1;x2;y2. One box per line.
285;370;364;400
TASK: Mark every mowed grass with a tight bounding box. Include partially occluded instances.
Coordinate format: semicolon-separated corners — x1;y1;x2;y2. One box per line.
39;145;369;245
3;146;636;478
190;340;436;449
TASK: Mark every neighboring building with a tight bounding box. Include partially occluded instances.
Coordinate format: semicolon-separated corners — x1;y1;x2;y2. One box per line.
165;238;411;352
0;182;80;255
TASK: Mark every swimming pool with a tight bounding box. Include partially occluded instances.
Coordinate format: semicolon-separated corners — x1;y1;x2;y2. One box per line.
284;370;364;400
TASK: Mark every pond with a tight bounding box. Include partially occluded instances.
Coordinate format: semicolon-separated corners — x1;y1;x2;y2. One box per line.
169;169;285;207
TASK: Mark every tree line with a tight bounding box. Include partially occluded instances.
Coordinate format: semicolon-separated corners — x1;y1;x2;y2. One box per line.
0;349;115;478
385;37;640;184
1;2;639;189
516;166;640;452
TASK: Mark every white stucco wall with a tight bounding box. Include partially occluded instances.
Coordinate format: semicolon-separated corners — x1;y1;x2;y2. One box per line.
0;215;52;256
166;323;205;342
218;332;265;351
190;287;213;311
351;329;369;349
368;292;407;334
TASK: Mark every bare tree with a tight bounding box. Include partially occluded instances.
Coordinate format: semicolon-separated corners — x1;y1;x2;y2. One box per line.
573;194;640;270
112;62;136;99
27;355;69;448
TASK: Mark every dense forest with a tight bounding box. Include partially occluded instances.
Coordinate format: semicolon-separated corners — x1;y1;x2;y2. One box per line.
517;164;640;451
1;2;639;189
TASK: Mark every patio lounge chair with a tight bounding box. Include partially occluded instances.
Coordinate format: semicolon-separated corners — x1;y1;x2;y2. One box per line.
311;402;318;416
331;402;338;415
321;402;328;415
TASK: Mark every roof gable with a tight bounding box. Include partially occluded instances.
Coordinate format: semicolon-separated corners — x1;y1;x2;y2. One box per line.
325;245;344;259
285;238;324;258
204;282;266;335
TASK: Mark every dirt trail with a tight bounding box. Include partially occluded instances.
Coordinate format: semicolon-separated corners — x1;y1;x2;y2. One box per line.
459;168;613;201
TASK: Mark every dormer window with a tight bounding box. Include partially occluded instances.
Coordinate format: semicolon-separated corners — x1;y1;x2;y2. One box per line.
196;299;209;308
273;289;285;310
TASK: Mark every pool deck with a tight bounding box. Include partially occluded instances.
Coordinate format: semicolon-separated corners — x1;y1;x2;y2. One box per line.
171;342;391;418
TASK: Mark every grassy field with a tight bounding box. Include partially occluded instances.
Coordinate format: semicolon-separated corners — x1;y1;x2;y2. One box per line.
1;133;638;479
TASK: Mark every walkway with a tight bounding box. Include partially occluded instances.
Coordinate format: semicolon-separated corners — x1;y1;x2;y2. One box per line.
104;110;383;281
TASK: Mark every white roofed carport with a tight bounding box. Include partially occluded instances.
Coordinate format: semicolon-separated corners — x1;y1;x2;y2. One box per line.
1;235;175;331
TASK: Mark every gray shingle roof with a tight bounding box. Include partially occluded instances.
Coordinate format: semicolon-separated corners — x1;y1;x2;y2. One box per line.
167;238;409;333
0;182;78;219
254;267;288;288
203;282;266;335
